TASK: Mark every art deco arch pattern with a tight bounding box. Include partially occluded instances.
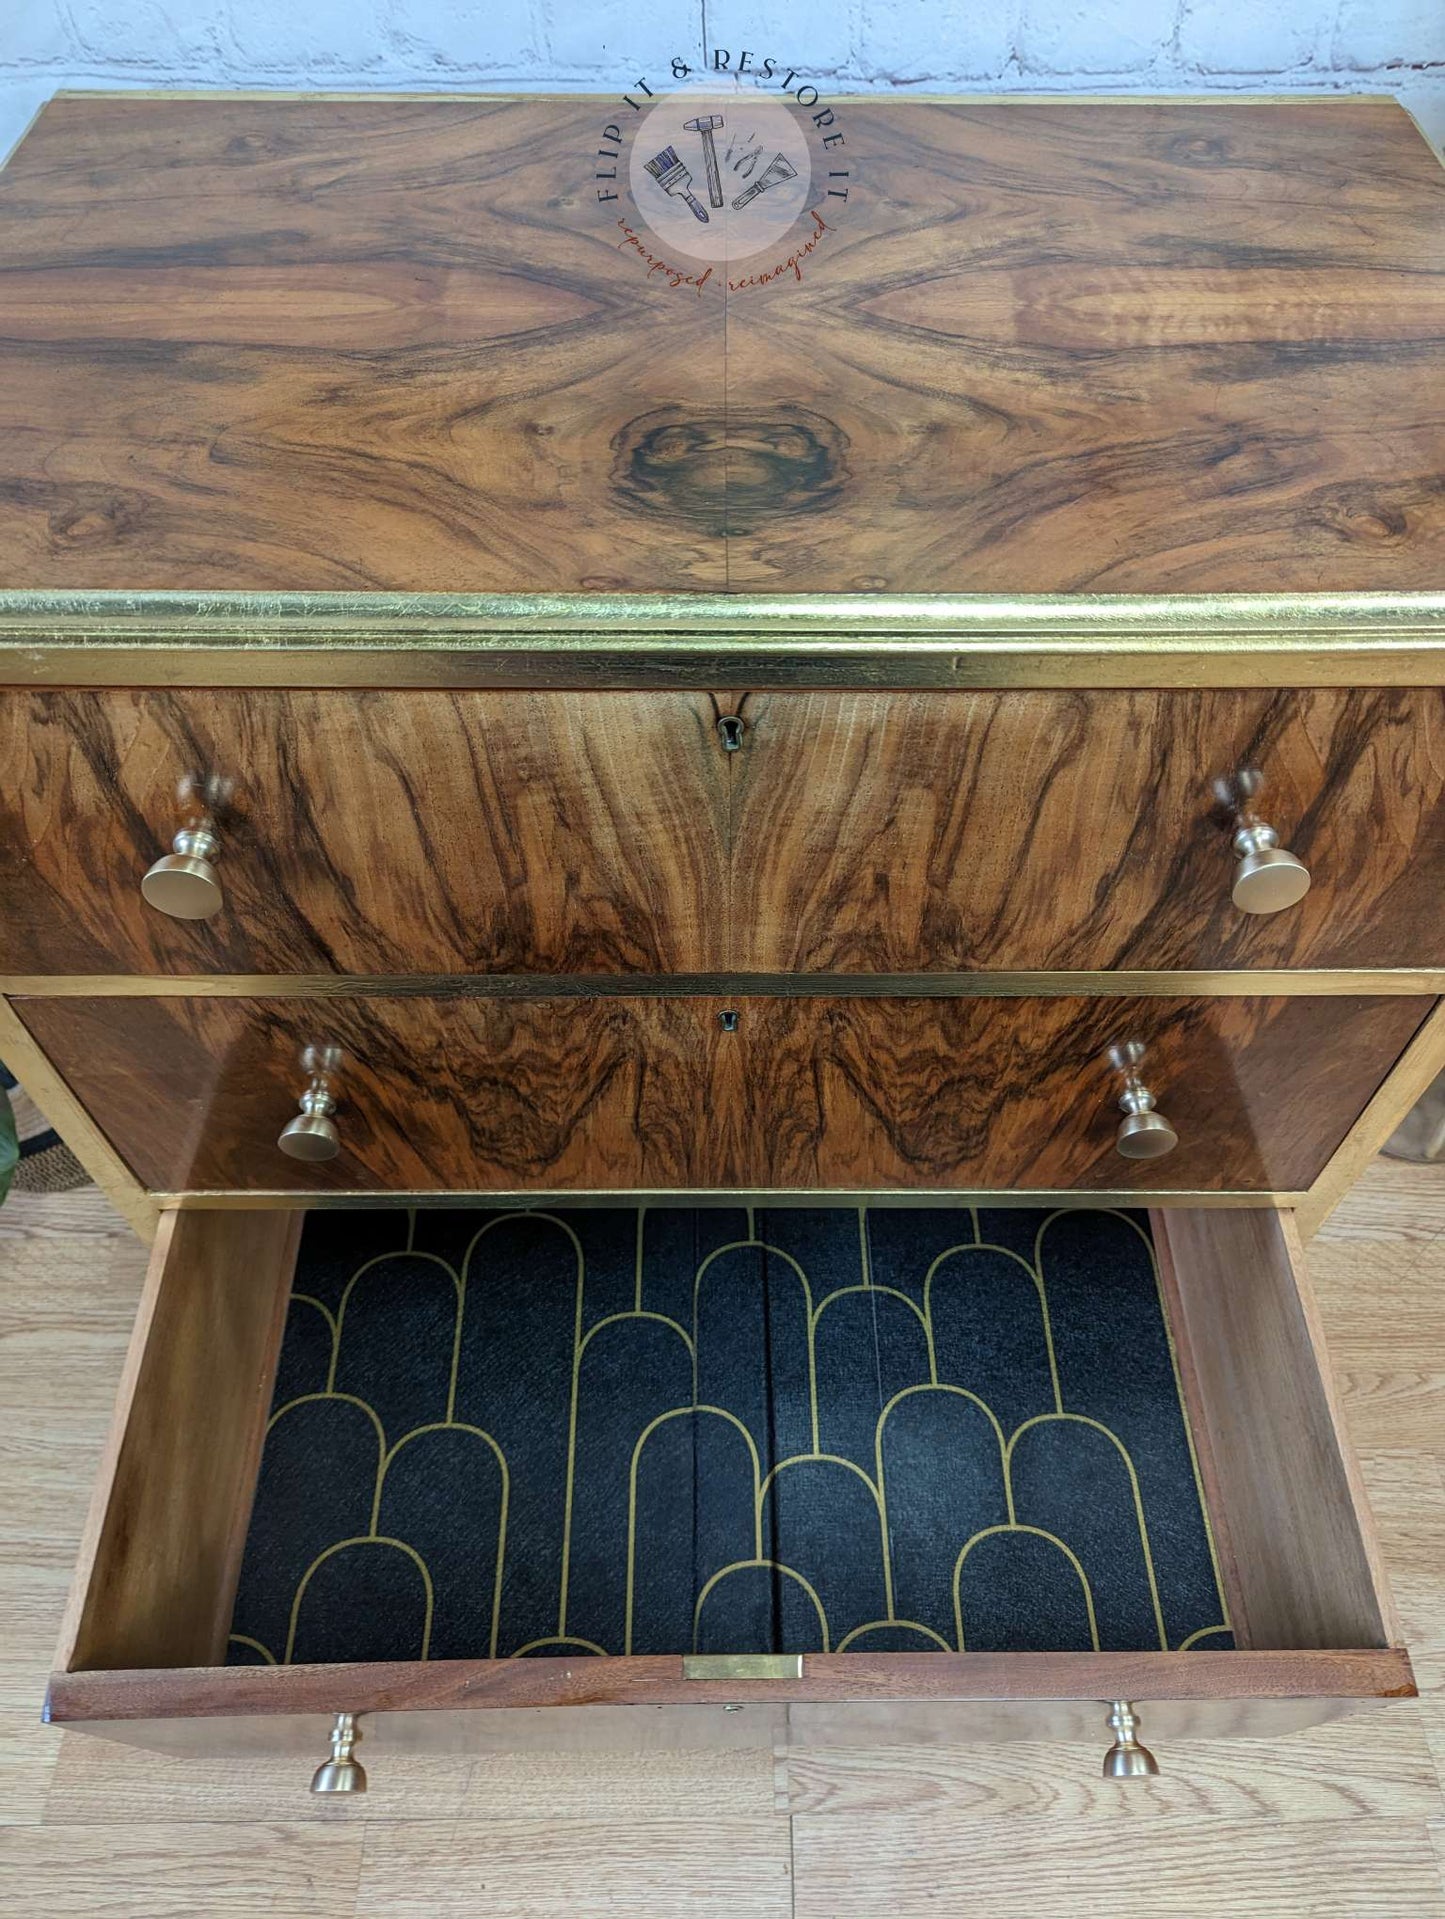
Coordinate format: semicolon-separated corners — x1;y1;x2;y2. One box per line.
228;1205;1232;1665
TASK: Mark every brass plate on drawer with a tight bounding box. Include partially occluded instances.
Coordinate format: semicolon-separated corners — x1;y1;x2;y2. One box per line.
682;1654;804;1682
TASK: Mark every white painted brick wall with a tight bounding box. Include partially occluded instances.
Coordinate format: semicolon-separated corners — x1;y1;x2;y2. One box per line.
1;2;1441;161
1333;0;1445;70
861;6;1018;83
1016;2;1174;77
1176;3;1323;75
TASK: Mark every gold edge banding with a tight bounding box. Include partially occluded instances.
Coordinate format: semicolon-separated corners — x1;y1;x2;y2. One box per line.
5;971;1443;999
3;589;1444;635
50;89;1384;104
155;1189;1308;1212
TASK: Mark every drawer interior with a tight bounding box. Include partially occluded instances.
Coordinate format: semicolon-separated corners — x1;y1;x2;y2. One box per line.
225;1204;1232;1666
49;1197;1406;1729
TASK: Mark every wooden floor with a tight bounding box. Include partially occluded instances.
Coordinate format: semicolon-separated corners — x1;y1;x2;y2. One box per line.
0;1170;1442;1916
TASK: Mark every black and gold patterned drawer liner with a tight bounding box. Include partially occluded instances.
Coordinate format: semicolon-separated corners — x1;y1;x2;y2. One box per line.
228;1205;1232;1665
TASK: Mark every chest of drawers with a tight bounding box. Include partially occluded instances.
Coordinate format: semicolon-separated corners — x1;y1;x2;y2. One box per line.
3;88;1443;1790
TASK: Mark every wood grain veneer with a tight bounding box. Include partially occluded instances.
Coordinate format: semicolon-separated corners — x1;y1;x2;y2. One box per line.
715;996;1429;1193
0;688;728;975
1;95;1442;595
56;1208;302;1674
730;687;1445;973
7;685;1445;977
13;991;1431;1195
1152;1209;1400;1653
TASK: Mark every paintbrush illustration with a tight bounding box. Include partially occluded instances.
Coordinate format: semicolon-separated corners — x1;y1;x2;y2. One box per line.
644;145;710;223
731;151;798;210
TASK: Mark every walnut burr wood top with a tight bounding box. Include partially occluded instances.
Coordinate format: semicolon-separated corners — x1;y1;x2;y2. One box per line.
0;92;1442;599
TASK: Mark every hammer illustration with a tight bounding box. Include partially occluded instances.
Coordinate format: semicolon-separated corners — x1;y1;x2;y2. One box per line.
685;113;725;208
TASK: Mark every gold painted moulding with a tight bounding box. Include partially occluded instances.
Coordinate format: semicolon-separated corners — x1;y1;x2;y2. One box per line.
5;969;1445;998
1;591;1444;688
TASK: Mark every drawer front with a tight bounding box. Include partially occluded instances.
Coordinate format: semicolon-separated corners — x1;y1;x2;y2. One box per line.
16;990;1430;1194
0;689;728;975
21;993;723;1194
48;1206;1411;1762
731;688;1445;972
8;686;1445;983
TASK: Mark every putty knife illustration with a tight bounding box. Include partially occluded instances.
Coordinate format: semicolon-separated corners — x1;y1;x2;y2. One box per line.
731;151;798;210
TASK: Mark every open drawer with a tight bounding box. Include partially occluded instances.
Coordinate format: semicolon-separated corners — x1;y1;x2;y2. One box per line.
45;1202;1412;1784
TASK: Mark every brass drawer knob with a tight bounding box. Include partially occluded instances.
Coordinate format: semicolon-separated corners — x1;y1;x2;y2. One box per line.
278;1044;343;1162
1107;1041;1178;1161
311;1712;366;1794
1103;1700;1159;1779
140;773;227;921
1214;769;1311;916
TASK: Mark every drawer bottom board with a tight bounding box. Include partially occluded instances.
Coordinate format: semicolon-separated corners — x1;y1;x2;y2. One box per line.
227;1204;1232;1668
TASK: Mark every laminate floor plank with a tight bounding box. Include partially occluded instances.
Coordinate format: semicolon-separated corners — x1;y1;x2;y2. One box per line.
0;1222;143;1597
0;1185;140;1242
790;1814;1445;1917
1308;1242;1445;1349
45;1740;778;1826
1333;1370;1445;1452
1355;1450;1445;1656
356;1816;794;1918
0;1821;364;1917
0;1192;145;1842
784;1709;1445;1822
1315;1158;1445;1245
1309;1201;1445;1462
1416;1658;1445;1786
0;1668;56;1828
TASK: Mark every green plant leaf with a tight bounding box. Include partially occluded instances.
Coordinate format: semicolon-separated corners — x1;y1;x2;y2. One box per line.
0;1084;18;1206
